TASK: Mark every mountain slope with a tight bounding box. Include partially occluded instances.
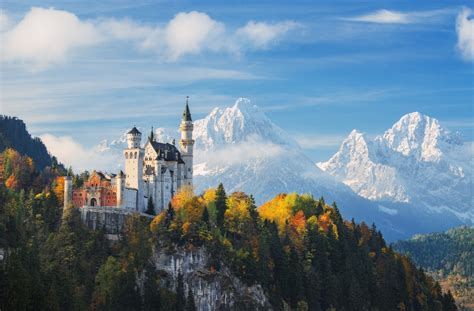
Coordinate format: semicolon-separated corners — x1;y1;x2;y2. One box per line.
393;227;474;309
318;112;473;223
0;115;58;170
190;100;464;241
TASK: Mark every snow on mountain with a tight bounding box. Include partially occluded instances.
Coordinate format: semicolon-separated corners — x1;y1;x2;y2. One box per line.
192;98;344;201
318;112;473;223
94;103;467;240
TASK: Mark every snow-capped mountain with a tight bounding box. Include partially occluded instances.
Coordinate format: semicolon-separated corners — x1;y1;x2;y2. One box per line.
192;98;346;202
191;99;467;241
95;102;468;240
318;112;473;223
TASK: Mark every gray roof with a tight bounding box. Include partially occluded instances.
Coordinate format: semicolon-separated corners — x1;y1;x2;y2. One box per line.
150;141;185;164
127;126;141;135
182;98;192;122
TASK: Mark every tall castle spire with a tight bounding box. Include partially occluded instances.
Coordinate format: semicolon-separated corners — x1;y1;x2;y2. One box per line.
179;96;194;186
182;96;192;122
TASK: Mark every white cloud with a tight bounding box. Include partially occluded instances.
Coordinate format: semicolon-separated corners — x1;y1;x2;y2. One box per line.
1;7;299;68
164;11;228;60
345;9;451;24
194;135;285;166
0;9;11;31
347;9;411;24
295;134;346;149
456;7;474;62
1;7;102;68
236;21;300;49
40;134;117;172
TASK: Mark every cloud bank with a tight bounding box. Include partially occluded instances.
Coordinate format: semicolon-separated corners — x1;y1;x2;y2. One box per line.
1;7;300;68
40;134;118;172
2;7;101;69
456;7;474;62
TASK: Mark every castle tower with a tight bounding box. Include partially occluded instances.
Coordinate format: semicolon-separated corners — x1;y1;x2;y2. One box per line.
124;127;144;210
115;170;124;207
179;97;194;186
63;174;72;209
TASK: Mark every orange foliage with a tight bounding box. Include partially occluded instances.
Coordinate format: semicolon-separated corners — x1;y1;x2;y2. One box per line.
171;185;194;210
54;176;65;205
317;212;332;232
290;210;307;236
5;175;18;190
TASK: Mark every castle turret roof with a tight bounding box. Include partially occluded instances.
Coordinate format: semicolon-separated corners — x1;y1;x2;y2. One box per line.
127;126;141;135
182;97;192;122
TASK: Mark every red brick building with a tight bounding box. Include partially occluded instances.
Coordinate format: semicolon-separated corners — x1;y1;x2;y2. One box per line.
72;171;119;207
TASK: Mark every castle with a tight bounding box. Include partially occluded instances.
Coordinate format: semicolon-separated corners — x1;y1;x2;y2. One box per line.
63;99;194;214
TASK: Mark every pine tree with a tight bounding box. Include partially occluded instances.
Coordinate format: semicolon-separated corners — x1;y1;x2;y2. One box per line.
185;287;196;311
442;291;457;311
201;206;209;226
176;272;186;311
215;183;227;228
145;197;155;216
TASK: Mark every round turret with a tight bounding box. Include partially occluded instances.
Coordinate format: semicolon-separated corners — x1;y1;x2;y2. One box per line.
127;126;142;149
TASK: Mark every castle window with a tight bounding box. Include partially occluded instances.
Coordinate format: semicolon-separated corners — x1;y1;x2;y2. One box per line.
135;152;137;159
125;152;128;159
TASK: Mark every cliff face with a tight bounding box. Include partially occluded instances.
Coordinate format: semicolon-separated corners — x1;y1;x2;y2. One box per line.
152;246;272;311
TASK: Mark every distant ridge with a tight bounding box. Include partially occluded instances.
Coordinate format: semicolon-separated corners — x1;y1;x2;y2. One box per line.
0;115;60;171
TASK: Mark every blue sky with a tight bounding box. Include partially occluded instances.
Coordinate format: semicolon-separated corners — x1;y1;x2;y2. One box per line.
1;0;473;169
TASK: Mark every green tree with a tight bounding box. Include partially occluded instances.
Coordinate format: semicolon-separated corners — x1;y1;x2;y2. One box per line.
145;197;155;216
185;287;197;311
215;183;227;228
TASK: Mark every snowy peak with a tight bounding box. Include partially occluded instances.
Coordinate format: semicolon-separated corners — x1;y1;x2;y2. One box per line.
319;111;473;222
380;112;462;162
193;98;299;151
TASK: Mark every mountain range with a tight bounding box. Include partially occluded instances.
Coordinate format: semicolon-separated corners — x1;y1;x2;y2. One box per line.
95;98;472;240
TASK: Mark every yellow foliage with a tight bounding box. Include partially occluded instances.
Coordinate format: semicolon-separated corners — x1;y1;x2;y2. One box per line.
171;185;195;210
259;193;292;234
224;192;251;233
307;215;318;229
203;188;216;204
150;212;165;233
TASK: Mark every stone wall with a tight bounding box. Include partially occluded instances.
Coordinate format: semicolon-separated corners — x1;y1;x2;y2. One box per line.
80;206;153;234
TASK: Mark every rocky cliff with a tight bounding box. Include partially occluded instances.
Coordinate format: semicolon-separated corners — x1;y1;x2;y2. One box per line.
151;245;271;311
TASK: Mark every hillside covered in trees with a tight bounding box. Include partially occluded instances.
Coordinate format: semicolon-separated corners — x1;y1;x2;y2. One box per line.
0;115;61;171
0;145;459;311
393;227;474;310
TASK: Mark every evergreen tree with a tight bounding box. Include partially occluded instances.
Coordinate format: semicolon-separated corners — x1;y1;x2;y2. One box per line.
176;272;186;311
185;287;197;311
215;183;227;228
143;271;161;311
442;291;457;311
145;197;155;215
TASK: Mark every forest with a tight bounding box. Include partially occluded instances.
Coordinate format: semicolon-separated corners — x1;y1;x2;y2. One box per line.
393;227;474;310
0;145;459;310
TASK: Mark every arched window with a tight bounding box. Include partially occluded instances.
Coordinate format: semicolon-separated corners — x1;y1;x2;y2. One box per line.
90;198;97;206
134;152;137;159
125;152;128;159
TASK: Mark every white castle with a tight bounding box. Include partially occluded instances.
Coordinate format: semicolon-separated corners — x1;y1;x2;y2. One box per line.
64;99;194;214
